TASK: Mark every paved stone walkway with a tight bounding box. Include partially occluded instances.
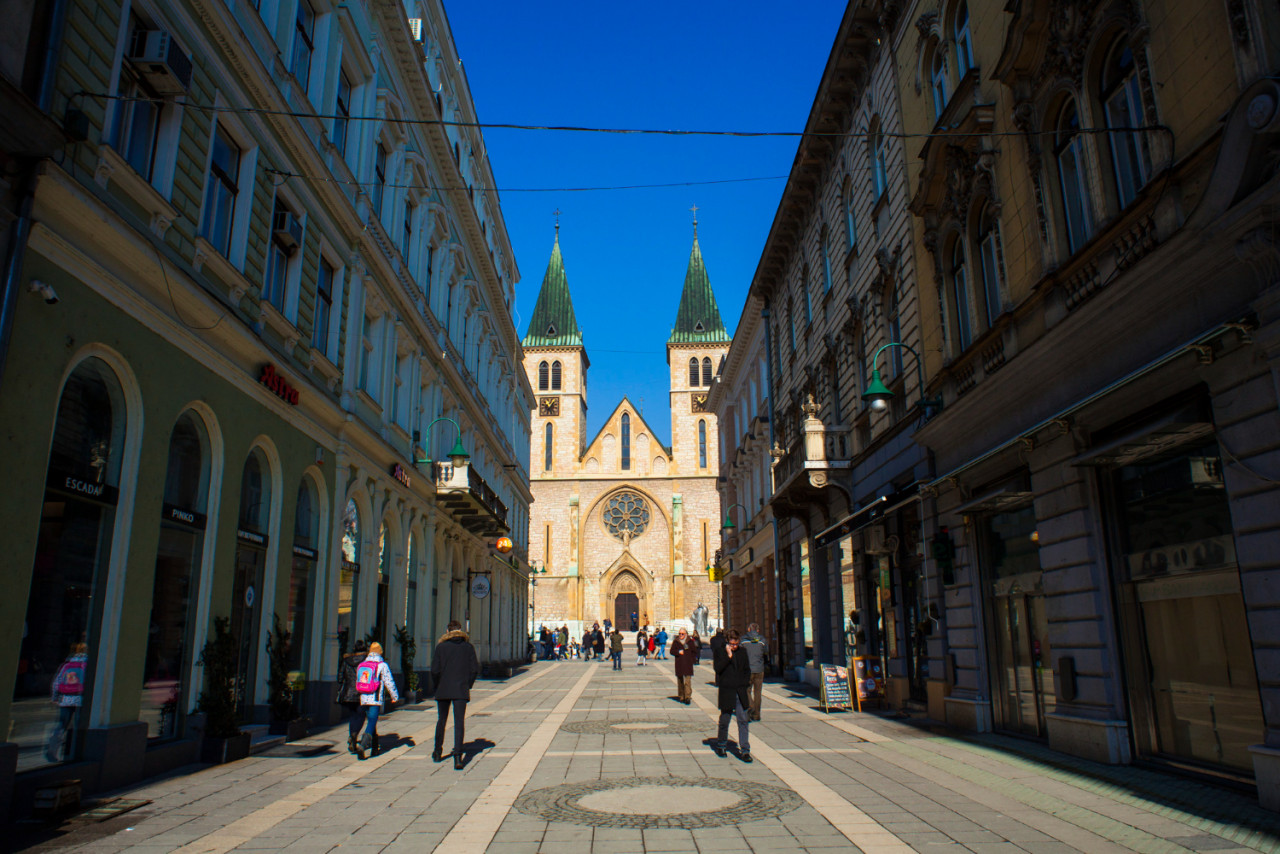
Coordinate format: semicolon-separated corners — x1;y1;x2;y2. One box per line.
16;658;1280;853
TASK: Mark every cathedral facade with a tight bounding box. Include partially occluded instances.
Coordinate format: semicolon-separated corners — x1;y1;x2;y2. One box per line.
524;228;728;634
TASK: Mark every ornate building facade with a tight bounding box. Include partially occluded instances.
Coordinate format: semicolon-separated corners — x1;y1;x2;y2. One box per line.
525;228;725;634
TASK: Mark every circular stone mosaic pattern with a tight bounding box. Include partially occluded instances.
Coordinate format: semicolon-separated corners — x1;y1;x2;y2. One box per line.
560;719;709;735
514;776;803;829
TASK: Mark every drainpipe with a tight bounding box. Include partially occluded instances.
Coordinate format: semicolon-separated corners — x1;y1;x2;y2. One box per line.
761;302;787;674
0;0;71;385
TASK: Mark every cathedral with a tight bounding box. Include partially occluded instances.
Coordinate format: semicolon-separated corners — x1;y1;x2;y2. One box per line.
523;225;729;635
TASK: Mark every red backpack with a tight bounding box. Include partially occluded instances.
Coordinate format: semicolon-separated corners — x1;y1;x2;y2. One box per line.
354;659;381;693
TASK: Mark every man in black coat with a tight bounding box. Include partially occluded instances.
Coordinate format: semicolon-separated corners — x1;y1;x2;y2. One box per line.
712;629;752;762
430;620;480;769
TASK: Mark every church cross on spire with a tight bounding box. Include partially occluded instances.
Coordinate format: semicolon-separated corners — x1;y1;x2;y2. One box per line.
690;204;699;238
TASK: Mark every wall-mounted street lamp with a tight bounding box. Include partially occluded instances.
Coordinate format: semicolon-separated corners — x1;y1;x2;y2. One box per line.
414;417;470;468
861;342;943;415
721;502;749;536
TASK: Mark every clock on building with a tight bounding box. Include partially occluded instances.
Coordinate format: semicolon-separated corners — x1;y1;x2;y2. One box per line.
691;392;708;412
539;396;560;416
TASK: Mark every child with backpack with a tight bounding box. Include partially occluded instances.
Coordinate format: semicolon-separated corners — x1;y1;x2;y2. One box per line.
47;643;88;763
352;641;399;759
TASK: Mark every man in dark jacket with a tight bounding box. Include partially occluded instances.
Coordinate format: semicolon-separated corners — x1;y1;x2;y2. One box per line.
740;623;767;721
708;628;727;685
712;629;752;762
670;628;696;704
430;621;480;769
335;640;368;755
592;624;606;663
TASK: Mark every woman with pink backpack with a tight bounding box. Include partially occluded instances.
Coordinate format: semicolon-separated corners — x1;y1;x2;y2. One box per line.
46;642;88;763
349;641;399;759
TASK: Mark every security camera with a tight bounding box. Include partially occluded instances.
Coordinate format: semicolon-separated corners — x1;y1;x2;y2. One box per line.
28;280;58;305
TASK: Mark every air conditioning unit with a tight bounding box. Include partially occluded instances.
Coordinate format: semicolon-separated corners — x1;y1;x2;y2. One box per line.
130;29;193;95
273;211;302;253
865;525;887;554
407;18;425;42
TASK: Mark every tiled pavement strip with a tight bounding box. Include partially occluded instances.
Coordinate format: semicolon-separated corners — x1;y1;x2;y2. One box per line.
27;658;1280;854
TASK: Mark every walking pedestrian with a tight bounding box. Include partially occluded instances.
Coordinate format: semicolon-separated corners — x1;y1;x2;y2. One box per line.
609;628;624;670
581;628;593;661
712;629;752;762
635;628;648;666
431;620;480;770
741;623;767;721
603;617;612;635
709;628;727;686
647;633;656;660
354;641;399;759
671;628;695;704
593;624;606;663
46;643;88;763
558;625;570;660
336;639;368;756
690;631;702;665
655;626;668;660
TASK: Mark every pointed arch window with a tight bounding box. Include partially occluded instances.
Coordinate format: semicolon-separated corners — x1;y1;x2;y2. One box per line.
551;360;562;390
538;360;549;390
1054;99;1096;253
698;420;708;469
701;357;712;386
689;357;700;387
1101;40;1152;210
954;1;974;77
621;413;631;470
544;422;553;471
976;202;1004;327
950;236;973;352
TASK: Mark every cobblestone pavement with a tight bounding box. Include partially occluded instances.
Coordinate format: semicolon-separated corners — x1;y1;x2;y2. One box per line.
15;658;1280;853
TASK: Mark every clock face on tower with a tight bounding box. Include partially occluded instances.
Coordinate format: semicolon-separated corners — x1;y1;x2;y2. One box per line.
691;392;708;412
539;397;560;416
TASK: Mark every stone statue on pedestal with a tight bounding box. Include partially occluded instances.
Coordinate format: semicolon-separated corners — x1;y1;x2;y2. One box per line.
692;602;709;637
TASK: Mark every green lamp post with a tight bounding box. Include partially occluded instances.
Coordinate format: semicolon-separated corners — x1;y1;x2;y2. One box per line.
861;342;943;415
414;417;470;468
721;502;749;535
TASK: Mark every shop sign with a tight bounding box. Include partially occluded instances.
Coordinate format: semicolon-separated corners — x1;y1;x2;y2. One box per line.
293;544;319;560
47;466;119;505
259;364;300;405
391;463;412;488
470;575;491;599
237;528;269;547
163;502;206;529
819;663;853;712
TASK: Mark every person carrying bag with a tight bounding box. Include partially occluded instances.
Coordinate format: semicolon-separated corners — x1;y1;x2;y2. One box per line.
353;641;399;759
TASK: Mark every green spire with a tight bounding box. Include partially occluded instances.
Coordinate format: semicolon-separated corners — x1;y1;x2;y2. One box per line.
668;227;730;345
523;229;584;348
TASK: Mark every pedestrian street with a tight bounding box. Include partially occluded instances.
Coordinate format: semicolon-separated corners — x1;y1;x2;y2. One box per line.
23;658;1280;854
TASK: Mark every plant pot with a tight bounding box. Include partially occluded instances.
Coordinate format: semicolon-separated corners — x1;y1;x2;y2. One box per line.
269;717;310;741
201;732;251;765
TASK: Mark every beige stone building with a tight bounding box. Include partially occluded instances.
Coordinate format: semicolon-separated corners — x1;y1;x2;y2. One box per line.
523;227;727;634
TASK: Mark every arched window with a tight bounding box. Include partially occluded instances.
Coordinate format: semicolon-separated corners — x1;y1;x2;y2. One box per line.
287;477;319;671
954;1;974;77
405;534;418;635
950;236;973;351
340;499;360;649
802;264;813;324
1101;39;1152;209
842;175;857;251
930;47;950;119
143;411;210;739
233;448;273;719
621;413;631;471
870;123;888;200
538;360;548;390
976;202;1004;328
544;422;553;471
689;357;700;387
820;225;833;293
701;357;712;386
551;360;562;390
698;420;708;468
1054;98;1095;253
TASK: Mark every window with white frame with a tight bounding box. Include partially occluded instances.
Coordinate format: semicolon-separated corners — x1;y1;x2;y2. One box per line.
291;0;315;91
954;1;974;77
200;125;241;257
976;202;1003;328
110;12;163;181
313;257;335;354
333;70;352;158
1054;99;1095;253
264;195;300;312
870;123;888;201
930;47;950;119
1101;39;1152;210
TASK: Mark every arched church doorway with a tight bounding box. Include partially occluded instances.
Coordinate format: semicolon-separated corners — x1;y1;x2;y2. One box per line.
615;593;639;631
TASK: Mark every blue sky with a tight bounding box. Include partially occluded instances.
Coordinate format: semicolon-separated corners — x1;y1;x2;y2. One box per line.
443;2;847;446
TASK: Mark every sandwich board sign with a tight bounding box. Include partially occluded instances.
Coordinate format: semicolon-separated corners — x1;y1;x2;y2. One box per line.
819;663;853;712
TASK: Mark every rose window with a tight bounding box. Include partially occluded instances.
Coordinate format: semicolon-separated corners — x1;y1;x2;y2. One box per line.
603;492;650;540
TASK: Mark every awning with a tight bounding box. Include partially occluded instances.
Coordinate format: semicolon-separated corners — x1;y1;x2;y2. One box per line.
953;486;1035;515
1070;410;1214;467
814;482;920;549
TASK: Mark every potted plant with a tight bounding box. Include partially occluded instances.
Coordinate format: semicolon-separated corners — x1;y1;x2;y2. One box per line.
393;623;418;704
197;616;251;764
266;614;309;740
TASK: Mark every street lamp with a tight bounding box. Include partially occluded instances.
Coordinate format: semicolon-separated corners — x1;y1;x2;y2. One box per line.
414;417;470;468
721;502;749;536
860;342;943;415
528;562;547;638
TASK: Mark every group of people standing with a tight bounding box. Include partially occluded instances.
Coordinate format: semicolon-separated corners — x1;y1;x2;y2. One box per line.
336;620;479;770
